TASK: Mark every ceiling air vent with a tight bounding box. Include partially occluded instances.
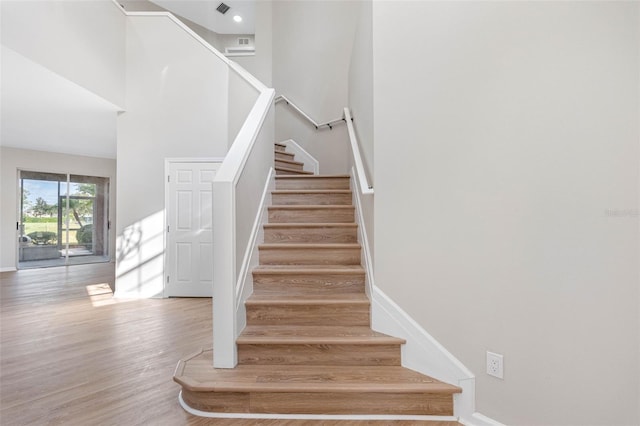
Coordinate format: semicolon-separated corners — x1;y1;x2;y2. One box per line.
216;2;230;14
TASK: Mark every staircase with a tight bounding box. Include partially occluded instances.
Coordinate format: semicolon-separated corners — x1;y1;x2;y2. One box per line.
174;143;462;417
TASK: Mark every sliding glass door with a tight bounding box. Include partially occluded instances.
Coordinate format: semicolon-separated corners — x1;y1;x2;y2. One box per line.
18;171;110;269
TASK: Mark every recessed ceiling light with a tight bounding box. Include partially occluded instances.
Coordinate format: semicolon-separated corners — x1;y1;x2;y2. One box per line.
233;15;242;23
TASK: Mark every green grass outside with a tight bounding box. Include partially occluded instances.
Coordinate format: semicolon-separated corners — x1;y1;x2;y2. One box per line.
23;221;81;245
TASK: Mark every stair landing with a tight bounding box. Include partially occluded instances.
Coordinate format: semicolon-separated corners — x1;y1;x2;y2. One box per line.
175;348;460;416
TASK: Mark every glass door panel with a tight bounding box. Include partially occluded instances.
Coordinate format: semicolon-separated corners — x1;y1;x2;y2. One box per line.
18;171;109;269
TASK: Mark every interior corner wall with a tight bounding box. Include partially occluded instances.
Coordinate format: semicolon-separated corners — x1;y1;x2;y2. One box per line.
0;147;117;270
348;0;374;187
115;16;229;298
271;0;360;175
372;2;639;425
347;0;375;258
233;0;272;89
0;0;125;108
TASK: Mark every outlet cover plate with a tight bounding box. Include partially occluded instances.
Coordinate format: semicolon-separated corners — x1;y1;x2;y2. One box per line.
487;351;504;379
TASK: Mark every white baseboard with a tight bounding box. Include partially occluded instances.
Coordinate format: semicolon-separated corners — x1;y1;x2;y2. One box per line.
279;139;319;174
234;168;275;336
0;267;17;272
460;412;506;426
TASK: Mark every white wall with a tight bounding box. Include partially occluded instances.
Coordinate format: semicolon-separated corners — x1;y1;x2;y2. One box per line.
372;2;639;424
272;0;360;175
1;0;125;108
348;0;374;187
347;0;375;259
243;0;271;88
115;15;230;298
0;147;117;271
228;70;260;148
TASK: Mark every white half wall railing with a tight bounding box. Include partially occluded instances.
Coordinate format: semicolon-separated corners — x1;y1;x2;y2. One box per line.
212;89;275;368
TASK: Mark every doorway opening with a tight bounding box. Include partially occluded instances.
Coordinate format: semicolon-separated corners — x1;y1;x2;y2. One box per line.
18;170;110;269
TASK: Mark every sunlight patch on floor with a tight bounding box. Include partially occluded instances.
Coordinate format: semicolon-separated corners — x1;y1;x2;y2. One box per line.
85;283;133;307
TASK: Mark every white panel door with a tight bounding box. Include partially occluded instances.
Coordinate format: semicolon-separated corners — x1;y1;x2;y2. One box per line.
166;162;219;297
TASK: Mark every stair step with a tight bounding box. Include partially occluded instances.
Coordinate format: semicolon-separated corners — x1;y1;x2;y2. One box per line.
276;175;350;190
258;243;361;265
237;326;404;366
175;349;461;415
268;205;354;223
275;166;314;176
245;294;370;326
263;223;358;244
252;265;365;295
274;143;287;152
238;325;404;343
272;190;352;205
275;158;304;171
275;151;295;161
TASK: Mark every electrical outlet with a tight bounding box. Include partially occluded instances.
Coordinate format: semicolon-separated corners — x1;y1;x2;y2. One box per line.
486;351;504;379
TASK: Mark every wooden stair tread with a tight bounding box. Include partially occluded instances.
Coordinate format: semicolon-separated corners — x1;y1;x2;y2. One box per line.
272;190;352;194
275;158;305;167
238;326;405;345
263;223;357;229
258;243;361;249
253;265;365;272
269;205;354;209
246;294;369;304
275;166;314;175
276;175;350;180
175;351;462;394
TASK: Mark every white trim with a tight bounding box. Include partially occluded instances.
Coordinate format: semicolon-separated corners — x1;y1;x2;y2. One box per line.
163;158;224;298
350;166;374;297
178;391;458;422
344;108;373;195
372;286;474;382
279;139;319;175
234;168;275;335
371;286;477;418
0;267;17;273
164;157;225;164
459;412;506;426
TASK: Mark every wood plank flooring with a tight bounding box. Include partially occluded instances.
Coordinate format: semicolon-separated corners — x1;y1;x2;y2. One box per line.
0;263;458;425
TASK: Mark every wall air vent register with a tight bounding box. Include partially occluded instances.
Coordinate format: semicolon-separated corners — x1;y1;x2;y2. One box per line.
216;3;230;14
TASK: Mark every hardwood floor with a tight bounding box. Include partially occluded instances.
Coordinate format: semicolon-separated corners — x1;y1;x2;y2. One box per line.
0;263;458;425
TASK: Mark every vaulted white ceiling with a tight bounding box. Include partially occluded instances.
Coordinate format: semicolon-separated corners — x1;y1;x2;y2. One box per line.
0;46;120;159
150;0;255;34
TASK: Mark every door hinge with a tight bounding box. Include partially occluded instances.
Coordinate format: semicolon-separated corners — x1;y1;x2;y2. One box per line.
166;275;169;283
167;225;170;233
167;175;170;183
16;222;19;230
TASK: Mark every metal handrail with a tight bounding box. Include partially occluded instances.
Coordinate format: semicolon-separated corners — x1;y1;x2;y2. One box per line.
275;95;346;130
